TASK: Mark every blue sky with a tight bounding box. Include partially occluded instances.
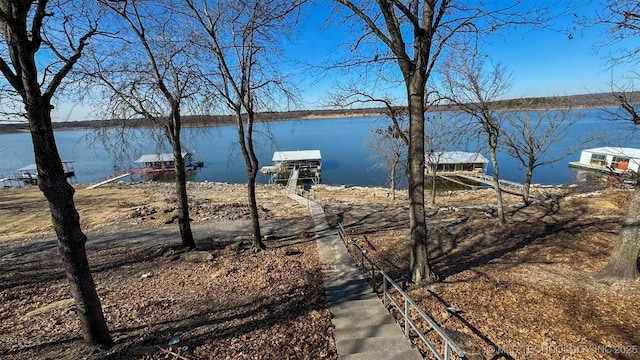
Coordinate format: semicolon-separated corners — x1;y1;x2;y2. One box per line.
52;1;635;121
483;24;628;98
282;1;636;110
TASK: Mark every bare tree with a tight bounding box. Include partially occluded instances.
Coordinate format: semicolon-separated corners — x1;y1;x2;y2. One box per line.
502;103;590;205
0;0;111;345
440;53;511;224
326;84;409;199
598;89;640;280
367;122;408;200
332;0;557;282
611;80;640;124
592;1;640;65
92;0;198;249
185;0;303;251
591;1;640;280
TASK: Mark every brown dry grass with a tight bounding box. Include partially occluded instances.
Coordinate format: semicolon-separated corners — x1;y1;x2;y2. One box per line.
0;182;309;243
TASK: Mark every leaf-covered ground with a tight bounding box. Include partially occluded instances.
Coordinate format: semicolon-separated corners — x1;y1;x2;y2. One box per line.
1;182;639;359
0;230;335;360
0;183;334;359
313;185;640;360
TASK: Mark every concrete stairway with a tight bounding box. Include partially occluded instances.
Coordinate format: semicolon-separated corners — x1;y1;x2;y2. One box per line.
287;189;423;359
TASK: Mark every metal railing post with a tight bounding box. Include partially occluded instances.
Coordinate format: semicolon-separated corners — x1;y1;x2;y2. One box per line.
404;297;410;339
370;266;375;286
383;277;388;307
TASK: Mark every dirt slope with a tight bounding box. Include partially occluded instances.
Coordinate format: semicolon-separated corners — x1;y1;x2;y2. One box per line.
0;182;638;359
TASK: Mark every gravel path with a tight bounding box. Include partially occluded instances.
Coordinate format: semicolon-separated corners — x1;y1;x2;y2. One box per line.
0;218;316;260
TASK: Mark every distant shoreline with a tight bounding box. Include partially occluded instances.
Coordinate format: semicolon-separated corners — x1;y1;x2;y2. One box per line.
0;110;387;135
0;91;636;135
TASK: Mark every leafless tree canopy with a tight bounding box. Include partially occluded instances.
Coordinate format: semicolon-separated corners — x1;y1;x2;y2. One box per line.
502;104;590;204
185;0;304;250
0;0;112;344
0;0;101;121
439;51;510;223
332;0;568;282
592;0;640;65
186;0;303;114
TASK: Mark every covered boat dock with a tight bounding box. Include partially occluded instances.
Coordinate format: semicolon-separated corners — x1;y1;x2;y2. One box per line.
426;151;489;174
569;147;640;174
260;150;322;184
133;152;203;174
2;161;76;187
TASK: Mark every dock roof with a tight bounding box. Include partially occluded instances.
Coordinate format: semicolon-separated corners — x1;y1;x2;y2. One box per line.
430;151;489;164
17;164;37;172
272;150;321;162
583;147;640;159
135;152;188;163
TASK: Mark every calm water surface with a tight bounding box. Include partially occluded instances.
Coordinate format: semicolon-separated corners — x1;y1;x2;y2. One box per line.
1;110;638;187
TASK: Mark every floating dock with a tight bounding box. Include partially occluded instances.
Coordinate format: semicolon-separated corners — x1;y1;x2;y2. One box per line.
2;161;76;187
133;152;203;174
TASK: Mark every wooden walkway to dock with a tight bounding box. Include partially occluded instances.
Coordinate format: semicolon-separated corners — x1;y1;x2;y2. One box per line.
442;172;525;196
85;173;132;189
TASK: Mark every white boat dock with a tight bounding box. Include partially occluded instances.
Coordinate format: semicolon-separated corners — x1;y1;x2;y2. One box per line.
260;150;322;184
568;147;640;175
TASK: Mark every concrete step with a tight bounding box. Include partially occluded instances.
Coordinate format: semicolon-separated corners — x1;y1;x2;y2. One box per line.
336;336;423;360
326;284;372;295
322;268;362;277
333;322;406;340
320;255;355;266
329;298;387;315
340;348;423;360
331;313;397;329
326;290;378;304
324;277;369;289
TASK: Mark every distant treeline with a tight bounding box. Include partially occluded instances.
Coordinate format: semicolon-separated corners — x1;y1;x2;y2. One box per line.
0;92;638;135
492;92;640;109
0;108;388;134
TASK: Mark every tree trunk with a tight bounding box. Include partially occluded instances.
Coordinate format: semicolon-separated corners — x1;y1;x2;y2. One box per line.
390;159;397;200
431;169;437;206
29;102;112;345
523;165;533;205
0;0;111;345
247;169;265;250
489;145;506;224
236;111;265;251
168;113;195;249
170;140;195;249
597;182;640;281
407;79;438;283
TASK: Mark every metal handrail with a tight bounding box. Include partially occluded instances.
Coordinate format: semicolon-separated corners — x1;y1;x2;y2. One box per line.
337;223;465;360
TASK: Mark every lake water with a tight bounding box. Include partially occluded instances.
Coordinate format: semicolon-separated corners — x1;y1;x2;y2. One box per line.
1;109;639;187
